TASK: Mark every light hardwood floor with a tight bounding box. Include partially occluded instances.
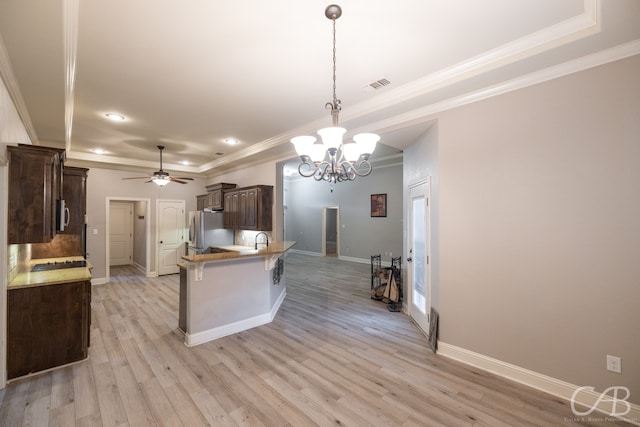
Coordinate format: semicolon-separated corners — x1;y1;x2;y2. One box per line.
0;253;632;426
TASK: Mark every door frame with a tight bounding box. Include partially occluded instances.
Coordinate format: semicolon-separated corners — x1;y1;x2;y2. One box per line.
406;178;432;335
155;199;186;276
322;206;340;257
105;197;151;282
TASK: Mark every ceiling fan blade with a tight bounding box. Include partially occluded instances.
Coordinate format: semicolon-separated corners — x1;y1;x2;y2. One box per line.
173;177;194;181
169;178;188;184
122;176;152;180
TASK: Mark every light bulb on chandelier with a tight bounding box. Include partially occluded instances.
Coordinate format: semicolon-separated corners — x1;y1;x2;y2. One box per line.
291;4;379;183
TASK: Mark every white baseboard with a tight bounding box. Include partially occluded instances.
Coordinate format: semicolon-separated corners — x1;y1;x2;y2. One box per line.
91;277;107;285
438;342;640;425
289;249;322;257
184;290;287;347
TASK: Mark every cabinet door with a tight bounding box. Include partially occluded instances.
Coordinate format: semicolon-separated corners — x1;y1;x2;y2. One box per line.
224;192;239;229
61;167;88;236
8;147;55;243
196;194;208;211
7;281;89;379
241;188;258;230
210;190;223;210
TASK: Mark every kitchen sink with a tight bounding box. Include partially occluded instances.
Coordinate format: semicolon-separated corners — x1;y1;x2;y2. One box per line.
31;260;87;272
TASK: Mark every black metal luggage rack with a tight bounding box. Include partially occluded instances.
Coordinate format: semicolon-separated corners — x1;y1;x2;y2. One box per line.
370;254;403;312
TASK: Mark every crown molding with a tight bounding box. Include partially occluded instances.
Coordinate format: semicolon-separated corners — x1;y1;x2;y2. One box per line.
63;0;80;152
0;34;36;145
341;0;601;122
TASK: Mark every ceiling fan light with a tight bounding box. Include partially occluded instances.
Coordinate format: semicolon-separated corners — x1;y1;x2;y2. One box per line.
318;127;345;150
152;177;170;186
353;133;379;155
291;135;317;157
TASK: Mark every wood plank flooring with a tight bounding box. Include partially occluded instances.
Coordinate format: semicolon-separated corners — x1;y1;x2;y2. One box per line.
0;253;632;426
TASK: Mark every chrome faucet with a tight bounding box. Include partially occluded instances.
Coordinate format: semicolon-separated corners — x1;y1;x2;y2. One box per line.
255;232;269;250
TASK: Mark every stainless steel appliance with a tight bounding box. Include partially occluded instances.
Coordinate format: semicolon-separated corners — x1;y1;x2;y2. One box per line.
188;211;233;254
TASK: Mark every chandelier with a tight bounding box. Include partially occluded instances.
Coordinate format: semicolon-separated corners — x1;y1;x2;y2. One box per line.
291;4;379;183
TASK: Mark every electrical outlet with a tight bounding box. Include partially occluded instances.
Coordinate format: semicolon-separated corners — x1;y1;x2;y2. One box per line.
607;355;621;373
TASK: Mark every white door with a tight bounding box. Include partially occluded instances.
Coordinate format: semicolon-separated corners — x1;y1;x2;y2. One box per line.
109;202;133;266
408;180;430;335
157;200;185;275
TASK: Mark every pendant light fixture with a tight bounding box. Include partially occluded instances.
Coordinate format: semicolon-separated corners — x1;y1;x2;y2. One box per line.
291;4;379;183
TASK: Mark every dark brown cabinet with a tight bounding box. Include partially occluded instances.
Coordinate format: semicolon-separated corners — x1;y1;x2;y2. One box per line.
198;183;237;211
223;185;273;230
60;167;88;236
7;145;65;244
7;280;91;379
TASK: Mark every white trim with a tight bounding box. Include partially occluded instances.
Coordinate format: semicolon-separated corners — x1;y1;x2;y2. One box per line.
0;163;8;388
63;0;79;151
184;290;286;347
438;342;640;425
91;277;108;286
289;249;322;257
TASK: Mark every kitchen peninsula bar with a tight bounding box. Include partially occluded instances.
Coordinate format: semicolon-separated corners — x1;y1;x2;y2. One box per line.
179;241;295;346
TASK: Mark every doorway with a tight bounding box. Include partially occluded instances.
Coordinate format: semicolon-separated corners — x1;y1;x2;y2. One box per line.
408;179;431;335
323;207;339;257
106;197;151;282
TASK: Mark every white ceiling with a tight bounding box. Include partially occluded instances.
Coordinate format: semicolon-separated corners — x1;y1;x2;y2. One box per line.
1;1;639;178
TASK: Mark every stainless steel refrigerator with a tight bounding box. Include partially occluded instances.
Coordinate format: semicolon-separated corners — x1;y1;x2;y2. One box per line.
188;211;234;254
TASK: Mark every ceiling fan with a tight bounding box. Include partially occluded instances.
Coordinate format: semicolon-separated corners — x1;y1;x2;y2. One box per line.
122;145;194;186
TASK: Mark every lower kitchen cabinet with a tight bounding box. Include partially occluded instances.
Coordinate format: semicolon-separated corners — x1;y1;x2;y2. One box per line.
7;280;91;379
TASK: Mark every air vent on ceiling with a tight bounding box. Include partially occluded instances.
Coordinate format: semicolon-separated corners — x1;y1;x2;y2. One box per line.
362;78;391;92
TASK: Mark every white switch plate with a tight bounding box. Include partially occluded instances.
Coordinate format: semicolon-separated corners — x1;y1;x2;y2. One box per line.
606;355;621;373
93;228;98;235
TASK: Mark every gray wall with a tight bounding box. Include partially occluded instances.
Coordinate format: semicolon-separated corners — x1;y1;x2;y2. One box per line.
414;55;639;402
84;167;207;280
284;163;403;262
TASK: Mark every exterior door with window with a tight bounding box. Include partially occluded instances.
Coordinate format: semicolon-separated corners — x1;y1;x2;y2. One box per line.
408;180;430;335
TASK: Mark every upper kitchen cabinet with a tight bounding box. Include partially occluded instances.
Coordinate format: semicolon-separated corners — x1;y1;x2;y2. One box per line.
60;167;88;237
199;182;237;211
7;145;65;244
223;185;273;231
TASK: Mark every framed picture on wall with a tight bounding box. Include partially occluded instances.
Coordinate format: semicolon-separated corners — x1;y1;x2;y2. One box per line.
370;194;387;217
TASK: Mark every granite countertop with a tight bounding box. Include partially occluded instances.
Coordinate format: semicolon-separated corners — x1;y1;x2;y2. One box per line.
181;241;296;264
8;256;93;290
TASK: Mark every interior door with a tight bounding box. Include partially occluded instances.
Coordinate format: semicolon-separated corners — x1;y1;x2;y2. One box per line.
109;201;133;266
157;200;185;275
408;180;430;335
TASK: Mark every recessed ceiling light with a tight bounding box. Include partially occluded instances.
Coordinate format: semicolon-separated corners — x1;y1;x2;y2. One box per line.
105;113;125;121
91;148;108;155
224;138;239;145
180;160;191;166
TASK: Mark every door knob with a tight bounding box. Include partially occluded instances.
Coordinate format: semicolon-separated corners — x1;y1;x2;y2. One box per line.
160;241;163;244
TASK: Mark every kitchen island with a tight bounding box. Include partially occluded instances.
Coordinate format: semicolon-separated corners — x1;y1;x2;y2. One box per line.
179;241;295;346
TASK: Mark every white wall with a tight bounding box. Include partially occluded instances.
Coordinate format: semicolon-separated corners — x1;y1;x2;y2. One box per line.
414;55;640;403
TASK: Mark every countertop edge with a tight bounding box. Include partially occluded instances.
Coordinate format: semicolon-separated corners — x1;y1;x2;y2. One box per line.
181;241;297;264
